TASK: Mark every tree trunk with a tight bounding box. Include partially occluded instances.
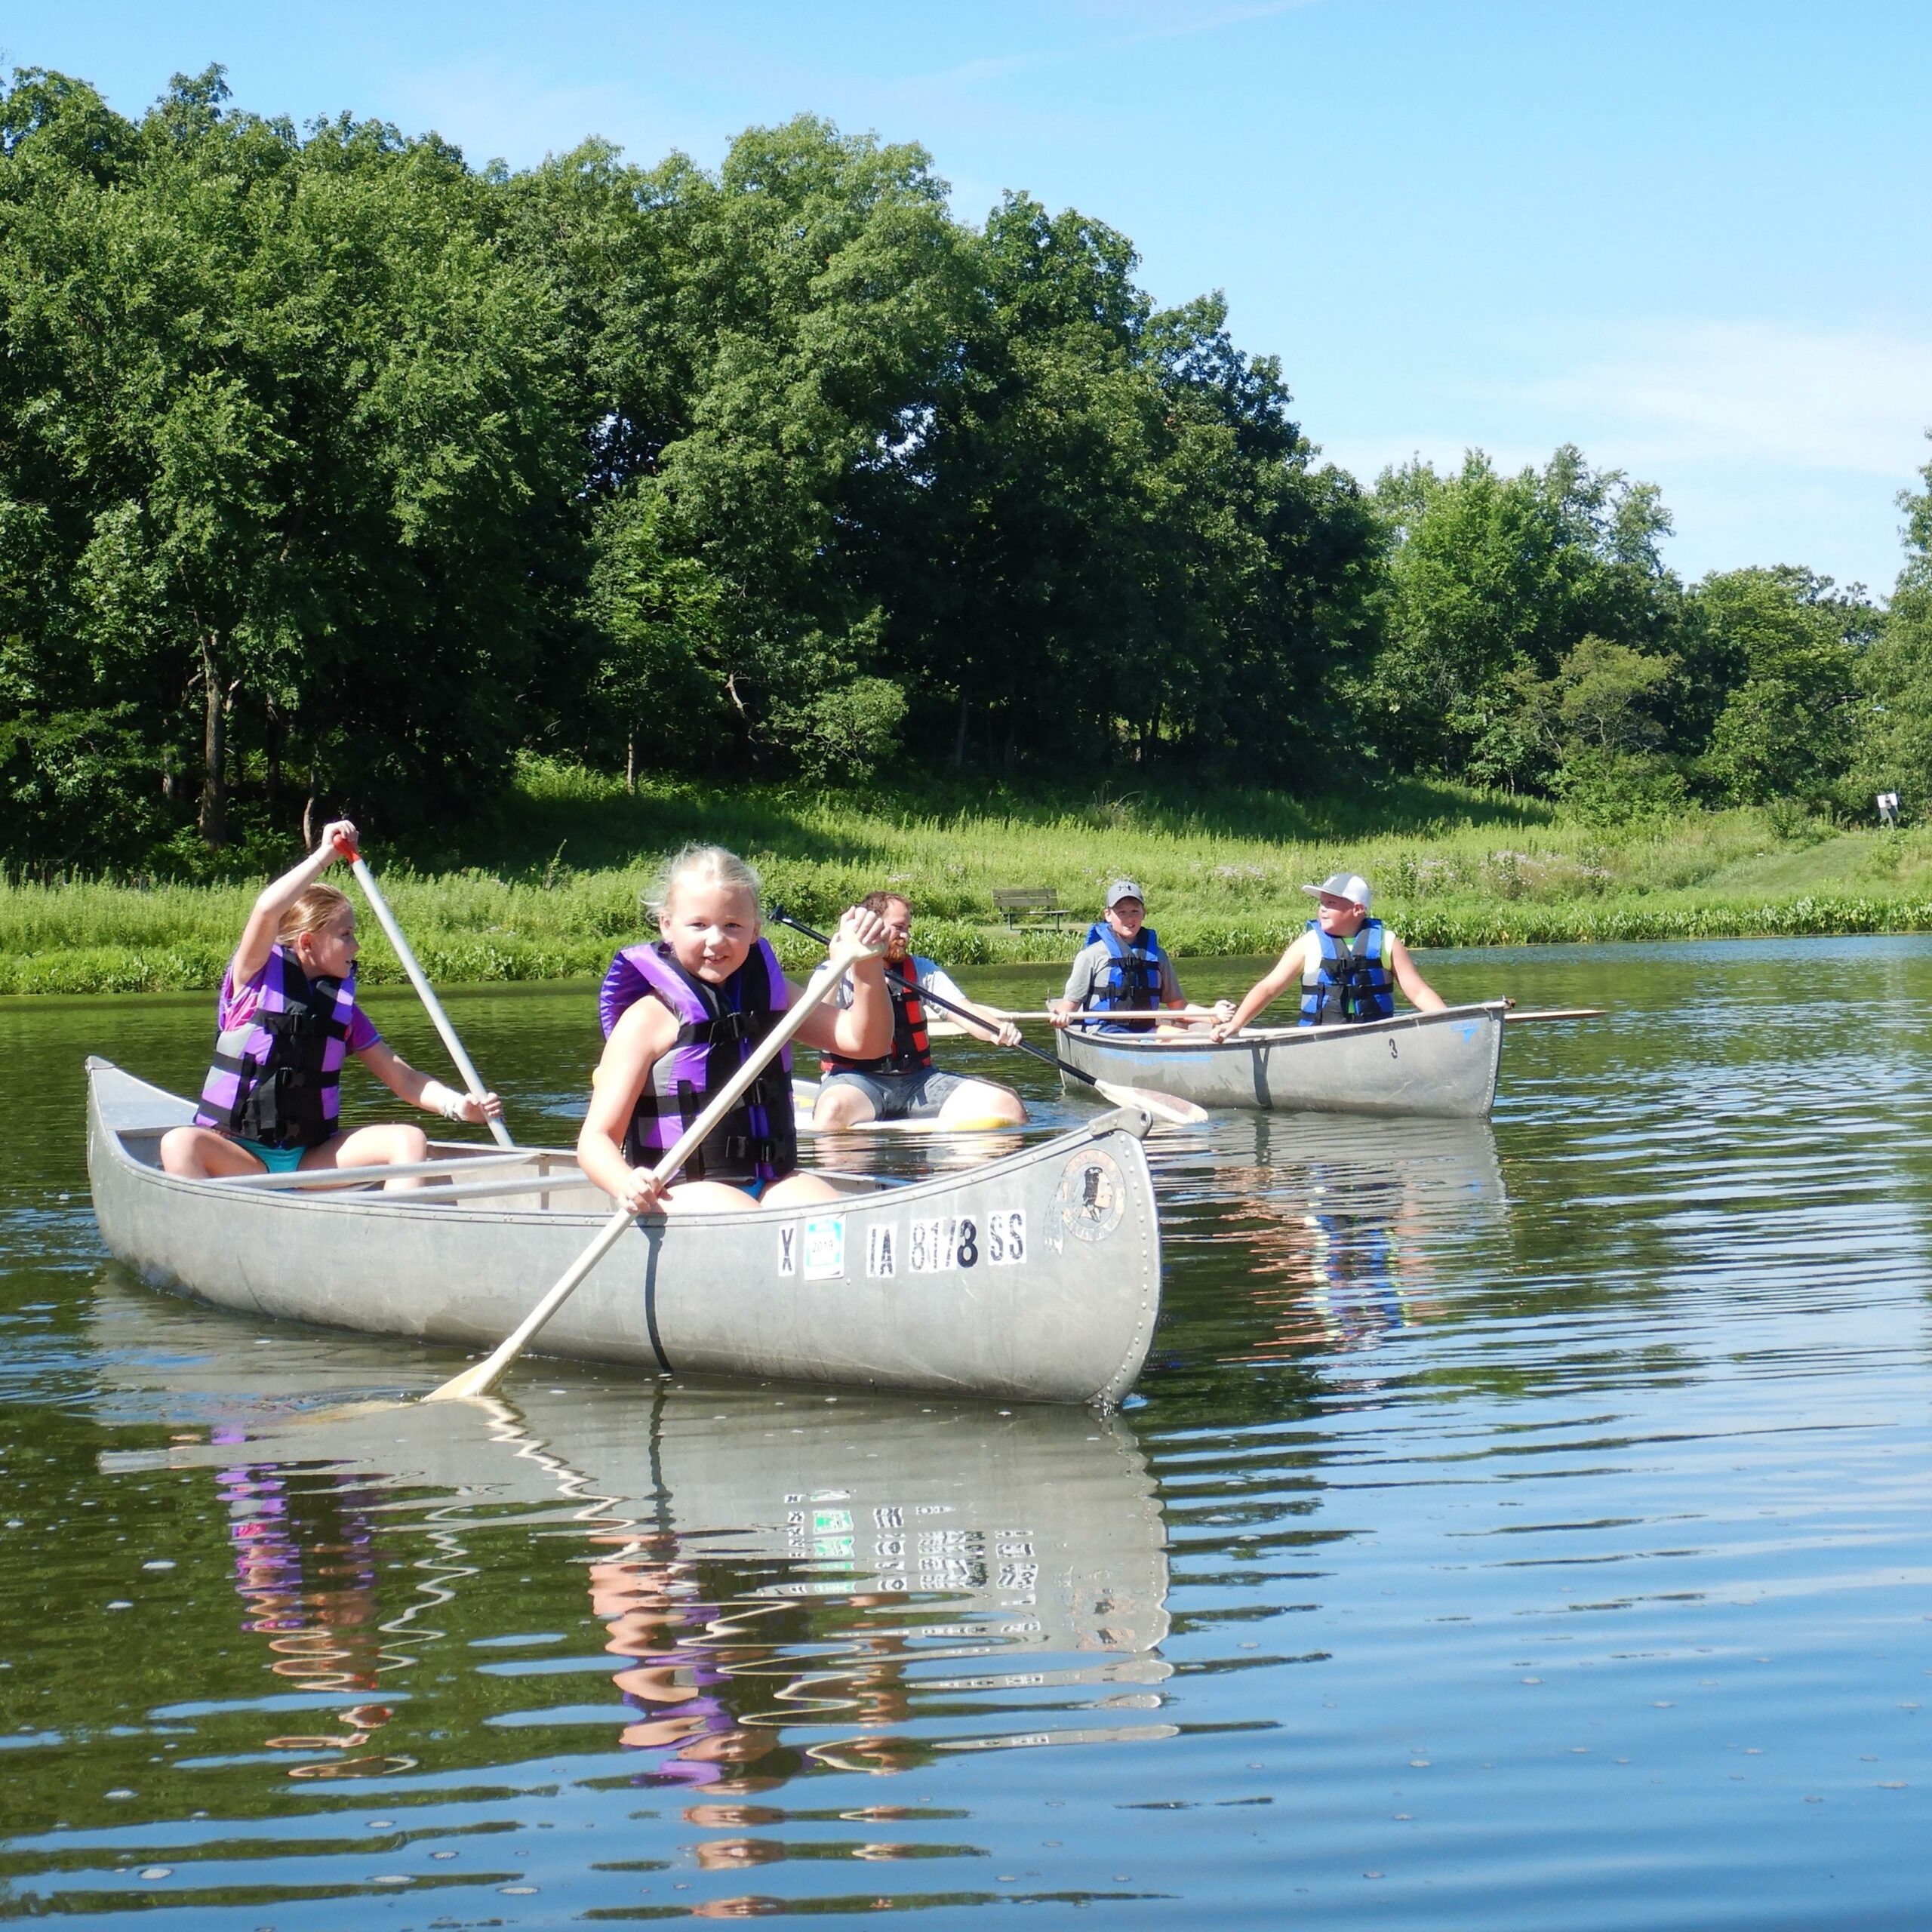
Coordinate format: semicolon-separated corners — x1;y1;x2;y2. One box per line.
198;635;226;848
626;728;636;794
265;695;283;806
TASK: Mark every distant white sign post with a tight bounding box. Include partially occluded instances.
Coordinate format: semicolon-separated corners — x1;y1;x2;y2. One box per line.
1877;790;1901;826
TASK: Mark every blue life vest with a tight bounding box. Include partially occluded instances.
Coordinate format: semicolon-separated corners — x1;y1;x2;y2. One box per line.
1299;919;1395;1026
1084;921;1167;1034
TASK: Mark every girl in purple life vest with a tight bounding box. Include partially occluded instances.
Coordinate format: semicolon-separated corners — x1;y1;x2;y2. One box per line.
577;844;893;1215
159;819;502;1187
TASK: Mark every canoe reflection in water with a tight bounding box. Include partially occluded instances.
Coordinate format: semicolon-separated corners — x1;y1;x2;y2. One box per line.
1206;1114;1505;1361
571;1381;1175;1798
90;1284;1174;1850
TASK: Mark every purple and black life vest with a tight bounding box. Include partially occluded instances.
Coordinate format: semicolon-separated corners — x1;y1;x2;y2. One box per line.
598;938;797;1186
195;946;359;1149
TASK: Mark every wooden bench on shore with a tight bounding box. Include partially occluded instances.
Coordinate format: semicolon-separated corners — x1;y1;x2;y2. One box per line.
992;887;1075;928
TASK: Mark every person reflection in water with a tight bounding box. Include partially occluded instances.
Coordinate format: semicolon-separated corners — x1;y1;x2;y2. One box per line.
589;1534;783;1796
587;1527;945;1909
214;1448;414;1778
1214;1161;1441;1362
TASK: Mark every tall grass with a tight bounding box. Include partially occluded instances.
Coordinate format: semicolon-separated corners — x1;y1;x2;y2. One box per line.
5;761;1928;995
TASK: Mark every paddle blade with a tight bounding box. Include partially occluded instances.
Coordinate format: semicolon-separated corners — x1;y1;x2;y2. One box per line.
1091;1078;1210;1127
422;1353;510;1403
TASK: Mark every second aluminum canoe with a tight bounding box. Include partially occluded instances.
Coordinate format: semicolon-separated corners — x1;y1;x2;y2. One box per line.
1057;1001;1507;1119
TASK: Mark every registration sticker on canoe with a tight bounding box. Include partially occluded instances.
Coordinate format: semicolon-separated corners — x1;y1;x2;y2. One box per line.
801;1216;846;1281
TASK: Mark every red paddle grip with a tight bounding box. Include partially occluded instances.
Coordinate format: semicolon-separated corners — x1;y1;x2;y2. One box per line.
332;833;361;863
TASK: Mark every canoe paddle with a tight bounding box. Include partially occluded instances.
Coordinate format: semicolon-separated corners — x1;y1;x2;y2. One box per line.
334;834;515;1151
768;906;1209;1128
422;923;881;1404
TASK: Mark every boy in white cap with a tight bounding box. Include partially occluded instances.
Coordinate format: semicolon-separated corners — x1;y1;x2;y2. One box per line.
1210;872;1445;1039
1050;879;1211;1033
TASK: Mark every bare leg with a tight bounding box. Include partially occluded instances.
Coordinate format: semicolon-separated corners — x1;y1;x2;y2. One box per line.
935;1078;1027;1128
654;1174;843;1213
159;1126;267;1180
300;1122;431;1192
658;1178;767;1215
761;1172;841;1207
813;1083;879;1129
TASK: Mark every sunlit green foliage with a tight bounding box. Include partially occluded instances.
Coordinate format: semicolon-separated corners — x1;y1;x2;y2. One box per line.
0;60;1924;886
8;761;1930;993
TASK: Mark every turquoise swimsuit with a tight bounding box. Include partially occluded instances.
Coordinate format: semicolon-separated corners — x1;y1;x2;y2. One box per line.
230;1136;309;1175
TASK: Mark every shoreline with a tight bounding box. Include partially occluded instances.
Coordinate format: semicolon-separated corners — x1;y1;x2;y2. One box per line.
9;889;1932;998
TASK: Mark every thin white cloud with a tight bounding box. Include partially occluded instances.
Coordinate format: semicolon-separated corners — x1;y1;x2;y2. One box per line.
1491;318;1932;478
1315;321;1932;590
906;0;1319;90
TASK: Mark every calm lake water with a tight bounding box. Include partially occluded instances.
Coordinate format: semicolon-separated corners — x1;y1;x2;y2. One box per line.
4;937;1931;1927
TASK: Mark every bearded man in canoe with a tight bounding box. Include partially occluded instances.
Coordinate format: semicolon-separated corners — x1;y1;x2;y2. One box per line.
1048;879;1217;1035
811;891;1029;1130
1211;871;1445;1039
159;819;503;1187
580;845;894;1213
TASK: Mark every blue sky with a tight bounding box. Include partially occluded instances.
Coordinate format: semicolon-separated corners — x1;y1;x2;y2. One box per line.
8;1;1930;593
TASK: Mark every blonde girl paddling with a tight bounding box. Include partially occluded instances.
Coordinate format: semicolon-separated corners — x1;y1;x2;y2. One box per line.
578;844;892;1215
160;820;501;1187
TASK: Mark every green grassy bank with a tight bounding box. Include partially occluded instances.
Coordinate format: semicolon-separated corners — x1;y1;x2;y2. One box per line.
7;761;1932;996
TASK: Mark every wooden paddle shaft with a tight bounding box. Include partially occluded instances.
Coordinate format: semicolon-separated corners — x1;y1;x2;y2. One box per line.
423;931;879;1404
336;838;515;1152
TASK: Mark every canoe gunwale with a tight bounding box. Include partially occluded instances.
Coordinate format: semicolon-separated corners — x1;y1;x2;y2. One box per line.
86;1061;1148;1230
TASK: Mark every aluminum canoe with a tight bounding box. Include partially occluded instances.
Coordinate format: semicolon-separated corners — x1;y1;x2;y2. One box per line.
85;1057;1161;1405
1057;1001;1507;1119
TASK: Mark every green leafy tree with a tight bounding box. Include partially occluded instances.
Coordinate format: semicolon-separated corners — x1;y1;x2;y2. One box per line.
881;196;1377;776
527;117;971;777
0;66;581;863
1689;566;1872;804
1364;447;1678;786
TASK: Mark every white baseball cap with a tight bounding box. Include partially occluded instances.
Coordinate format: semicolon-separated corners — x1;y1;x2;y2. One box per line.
1301;872;1371;910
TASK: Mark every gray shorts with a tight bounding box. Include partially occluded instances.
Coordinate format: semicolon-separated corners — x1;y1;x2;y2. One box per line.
817;1067;973;1121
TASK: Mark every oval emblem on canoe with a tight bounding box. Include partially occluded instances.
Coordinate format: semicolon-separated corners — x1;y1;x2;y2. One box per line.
1054;1149;1127;1244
